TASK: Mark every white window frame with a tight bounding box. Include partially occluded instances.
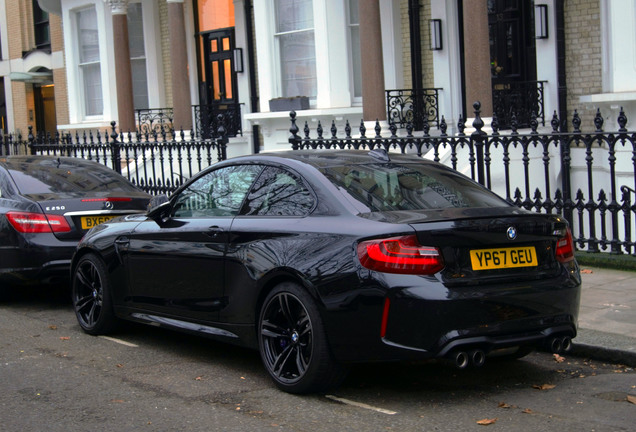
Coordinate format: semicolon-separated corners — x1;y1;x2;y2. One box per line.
347;0;362;102
127;2;148;110
62;0;165;127
272;0;317;99
134;0;165;109
74;5;104;120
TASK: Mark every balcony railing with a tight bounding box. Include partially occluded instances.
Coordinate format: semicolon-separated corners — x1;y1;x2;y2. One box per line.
386;88;442;130
492;80;547;129
136;104;243;140
193;103;242;139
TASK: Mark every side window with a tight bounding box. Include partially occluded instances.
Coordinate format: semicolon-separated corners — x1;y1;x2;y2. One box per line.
242;166;314;216
172;165;262;217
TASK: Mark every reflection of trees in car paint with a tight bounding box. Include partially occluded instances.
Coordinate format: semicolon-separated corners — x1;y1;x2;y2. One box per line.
173;165;262;217
243;167;314;216
321;163;504;212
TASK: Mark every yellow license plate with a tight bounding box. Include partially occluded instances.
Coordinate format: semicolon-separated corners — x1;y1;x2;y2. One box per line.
470;246;538;270
80;215;118;230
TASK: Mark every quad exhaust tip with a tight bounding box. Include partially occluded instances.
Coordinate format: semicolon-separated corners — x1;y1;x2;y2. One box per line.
451;349;486;369
547;335;572;354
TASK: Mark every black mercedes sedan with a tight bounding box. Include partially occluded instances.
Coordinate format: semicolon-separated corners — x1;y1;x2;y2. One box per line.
0;156;151;287
70;150;581;394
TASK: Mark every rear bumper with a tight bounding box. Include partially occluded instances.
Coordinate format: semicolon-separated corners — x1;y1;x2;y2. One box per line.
323;262;581;363
0;235;76;285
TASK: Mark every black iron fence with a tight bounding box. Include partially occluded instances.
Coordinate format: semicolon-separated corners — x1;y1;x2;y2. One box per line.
0;122;228;196
492;80;547;129
386;88;442;130
289;102;636;256
193;103;242;139
136;108;174;136
135;104;243;140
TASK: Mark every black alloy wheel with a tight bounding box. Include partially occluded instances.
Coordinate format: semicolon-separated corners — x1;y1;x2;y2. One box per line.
258;282;347;394
72;253;118;335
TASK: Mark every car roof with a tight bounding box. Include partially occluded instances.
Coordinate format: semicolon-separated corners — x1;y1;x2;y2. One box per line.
0;155;108;170
225;149;439;169
0;155;148;197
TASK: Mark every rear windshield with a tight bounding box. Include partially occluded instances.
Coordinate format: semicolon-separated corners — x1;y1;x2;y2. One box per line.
319;162;510;212
7;158;142;195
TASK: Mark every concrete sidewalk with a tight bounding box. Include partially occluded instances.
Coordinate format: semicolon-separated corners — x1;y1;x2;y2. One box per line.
572;265;636;366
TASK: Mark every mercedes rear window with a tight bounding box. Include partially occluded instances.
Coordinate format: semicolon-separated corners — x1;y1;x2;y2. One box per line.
7;158;142;195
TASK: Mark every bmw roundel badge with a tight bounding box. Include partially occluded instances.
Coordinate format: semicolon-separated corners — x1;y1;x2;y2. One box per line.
506;226;517;240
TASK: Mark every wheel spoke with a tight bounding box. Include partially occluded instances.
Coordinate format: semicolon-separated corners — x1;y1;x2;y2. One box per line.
278;293;295;326
295;345;309;374
87;302;99;325
74;265;91;288
75;294;94;313
297;313;311;337
261;319;287;339
272;344;295;378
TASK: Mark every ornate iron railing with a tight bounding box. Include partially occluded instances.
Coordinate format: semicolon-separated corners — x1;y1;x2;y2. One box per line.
193;103;242;139
1;122;228;196
288;103;636;255
136;108;174;136
492;80;546;129
386;88;442;130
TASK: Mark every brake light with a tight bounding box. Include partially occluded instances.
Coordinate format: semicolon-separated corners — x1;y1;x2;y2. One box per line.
357;235;444;275
6;211;71;233
556;228;574;263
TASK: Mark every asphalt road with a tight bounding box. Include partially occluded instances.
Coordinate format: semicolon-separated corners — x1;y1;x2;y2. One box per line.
1;285;634;432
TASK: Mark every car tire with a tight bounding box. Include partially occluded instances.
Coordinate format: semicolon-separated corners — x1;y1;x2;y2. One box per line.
72;253;119;335
258;281;348;394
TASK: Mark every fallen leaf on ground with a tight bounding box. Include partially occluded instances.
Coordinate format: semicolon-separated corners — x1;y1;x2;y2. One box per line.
49;325;58;330
533;383;556;390
627;395;636;405
522;408;534;414
59;336;70;340
195;376;203;381
116;364;124;368
553;353;565;363
498;402;511;409
476;418;497;425
581;269;593;274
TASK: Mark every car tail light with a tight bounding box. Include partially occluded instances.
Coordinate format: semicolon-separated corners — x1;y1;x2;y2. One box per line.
6;211;71;233
555;228;574;263
357;235;444;275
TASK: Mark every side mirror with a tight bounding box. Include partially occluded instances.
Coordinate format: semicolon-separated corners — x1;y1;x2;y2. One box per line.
147;194;169;211
147;197;171;222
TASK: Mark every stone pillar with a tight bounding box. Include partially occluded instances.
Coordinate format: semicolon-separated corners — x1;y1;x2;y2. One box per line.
168;0;193;131
358;0;386;121
462;0;493;116
107;0;135;132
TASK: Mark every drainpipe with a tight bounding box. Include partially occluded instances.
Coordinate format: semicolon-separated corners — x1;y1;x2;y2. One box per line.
244;0;261;153
408;0;423;129
555;1;568;131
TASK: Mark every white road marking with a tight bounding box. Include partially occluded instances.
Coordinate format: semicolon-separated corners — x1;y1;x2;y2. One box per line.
325;395;397;415
99;335;139;347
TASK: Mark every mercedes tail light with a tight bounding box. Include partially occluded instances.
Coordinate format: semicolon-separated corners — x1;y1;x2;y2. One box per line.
555;228;575;263
6;211;71;234
357;235;444;275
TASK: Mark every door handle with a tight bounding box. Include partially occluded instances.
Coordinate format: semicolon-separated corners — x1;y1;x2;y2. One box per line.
206;226;224;238
115;236;129;246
